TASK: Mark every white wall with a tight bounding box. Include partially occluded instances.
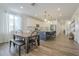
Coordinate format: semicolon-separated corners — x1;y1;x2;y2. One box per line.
0;10;10;43
70;8;79;44
22;16;51;33
56;22;61;36
65;20;71;36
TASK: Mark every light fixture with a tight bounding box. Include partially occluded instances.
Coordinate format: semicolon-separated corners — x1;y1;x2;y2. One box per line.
47;21;50;23
44;19;47;22
50;22;53;24
57;8;61;11
20;6;23;9
67;21;71;25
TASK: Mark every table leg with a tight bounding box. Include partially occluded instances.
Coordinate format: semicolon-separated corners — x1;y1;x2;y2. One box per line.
37;35;40;46
26;39;29;53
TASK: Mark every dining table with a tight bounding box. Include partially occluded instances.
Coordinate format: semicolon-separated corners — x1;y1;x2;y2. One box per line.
13;32;40;53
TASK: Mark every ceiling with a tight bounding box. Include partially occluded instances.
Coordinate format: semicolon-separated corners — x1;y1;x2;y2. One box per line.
0;3;79;24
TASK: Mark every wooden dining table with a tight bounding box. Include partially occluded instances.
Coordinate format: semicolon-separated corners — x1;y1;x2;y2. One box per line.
13;32;40;53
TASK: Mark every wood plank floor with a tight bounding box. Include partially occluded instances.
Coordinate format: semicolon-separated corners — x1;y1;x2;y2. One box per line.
0;32;79;56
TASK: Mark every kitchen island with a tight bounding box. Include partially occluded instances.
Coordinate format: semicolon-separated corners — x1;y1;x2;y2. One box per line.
39;31;56;40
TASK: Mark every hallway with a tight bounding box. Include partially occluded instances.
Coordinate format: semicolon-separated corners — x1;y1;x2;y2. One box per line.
0;32;79;56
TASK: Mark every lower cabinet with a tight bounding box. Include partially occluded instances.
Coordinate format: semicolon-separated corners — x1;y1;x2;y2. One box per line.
39;31;56;40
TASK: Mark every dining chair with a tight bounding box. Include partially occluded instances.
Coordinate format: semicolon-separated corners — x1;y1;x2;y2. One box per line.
28;35;39;52
9;34;26;56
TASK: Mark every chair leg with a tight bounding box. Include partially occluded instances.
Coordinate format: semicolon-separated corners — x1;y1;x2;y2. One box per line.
10;41;11;48
37;36;40;46
26;39;30;53
35;41;37;48
19;46;21;56
37;38;40;46
23;42;26;52
13;43;15;47
9;41;12;51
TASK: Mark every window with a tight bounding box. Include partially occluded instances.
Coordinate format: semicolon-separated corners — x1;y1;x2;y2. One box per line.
9;14;14;32
9;14;22;33
14;16;22;31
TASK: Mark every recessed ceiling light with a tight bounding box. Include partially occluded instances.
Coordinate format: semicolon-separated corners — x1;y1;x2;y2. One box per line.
20;6;23;9
57;8;60;11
